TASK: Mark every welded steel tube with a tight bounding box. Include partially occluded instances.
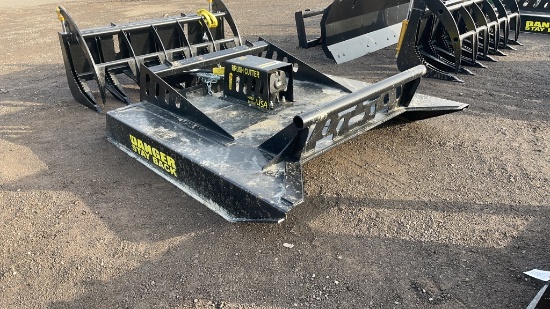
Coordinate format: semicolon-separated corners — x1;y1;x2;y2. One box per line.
293;65;427;129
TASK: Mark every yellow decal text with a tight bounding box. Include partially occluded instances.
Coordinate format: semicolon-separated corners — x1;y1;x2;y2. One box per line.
525;20;550;32
129;134;177;177
231;65;260;78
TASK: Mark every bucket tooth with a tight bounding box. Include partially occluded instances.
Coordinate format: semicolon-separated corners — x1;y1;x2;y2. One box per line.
518;0;550;35
71;75;102;112
431;43;485;68
425;69;464;83
105;71;132;104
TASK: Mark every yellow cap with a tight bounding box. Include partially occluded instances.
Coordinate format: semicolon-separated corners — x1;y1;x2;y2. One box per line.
197;8;218;28
213;67;225;76
56;7;65;22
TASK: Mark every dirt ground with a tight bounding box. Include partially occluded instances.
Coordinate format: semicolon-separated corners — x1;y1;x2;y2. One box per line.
1;0;549;308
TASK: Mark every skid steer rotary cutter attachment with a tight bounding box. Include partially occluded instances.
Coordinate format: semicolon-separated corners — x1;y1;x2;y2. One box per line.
520;0;550;34
104;39;468;222
295;0;411;64
56;0;241;112
396;0;523;82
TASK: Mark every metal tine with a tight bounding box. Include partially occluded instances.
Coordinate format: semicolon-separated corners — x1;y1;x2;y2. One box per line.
175;21;195;59
455;4;480;65
426;0;520;70
491;0;511;46
151;25;168;64
448;1;496;64
472;0;502;54
57;6;103;110
460;1;490;58
421;0;475;72
105;71;132;104
444;1;506;65
436;0;513;56
498;0;522;45
119;29;140;82
485;0;521;49
202;23;218;54
396;1;462;82
467;0;499;58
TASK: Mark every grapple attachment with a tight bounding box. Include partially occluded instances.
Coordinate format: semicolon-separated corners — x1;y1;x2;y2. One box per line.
295;0;410;63
520;0;550;34
396;0;522;82
105;40;468;222
57;0;241;112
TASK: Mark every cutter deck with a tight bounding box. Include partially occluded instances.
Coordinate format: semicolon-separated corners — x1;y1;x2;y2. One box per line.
105;43;467;222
